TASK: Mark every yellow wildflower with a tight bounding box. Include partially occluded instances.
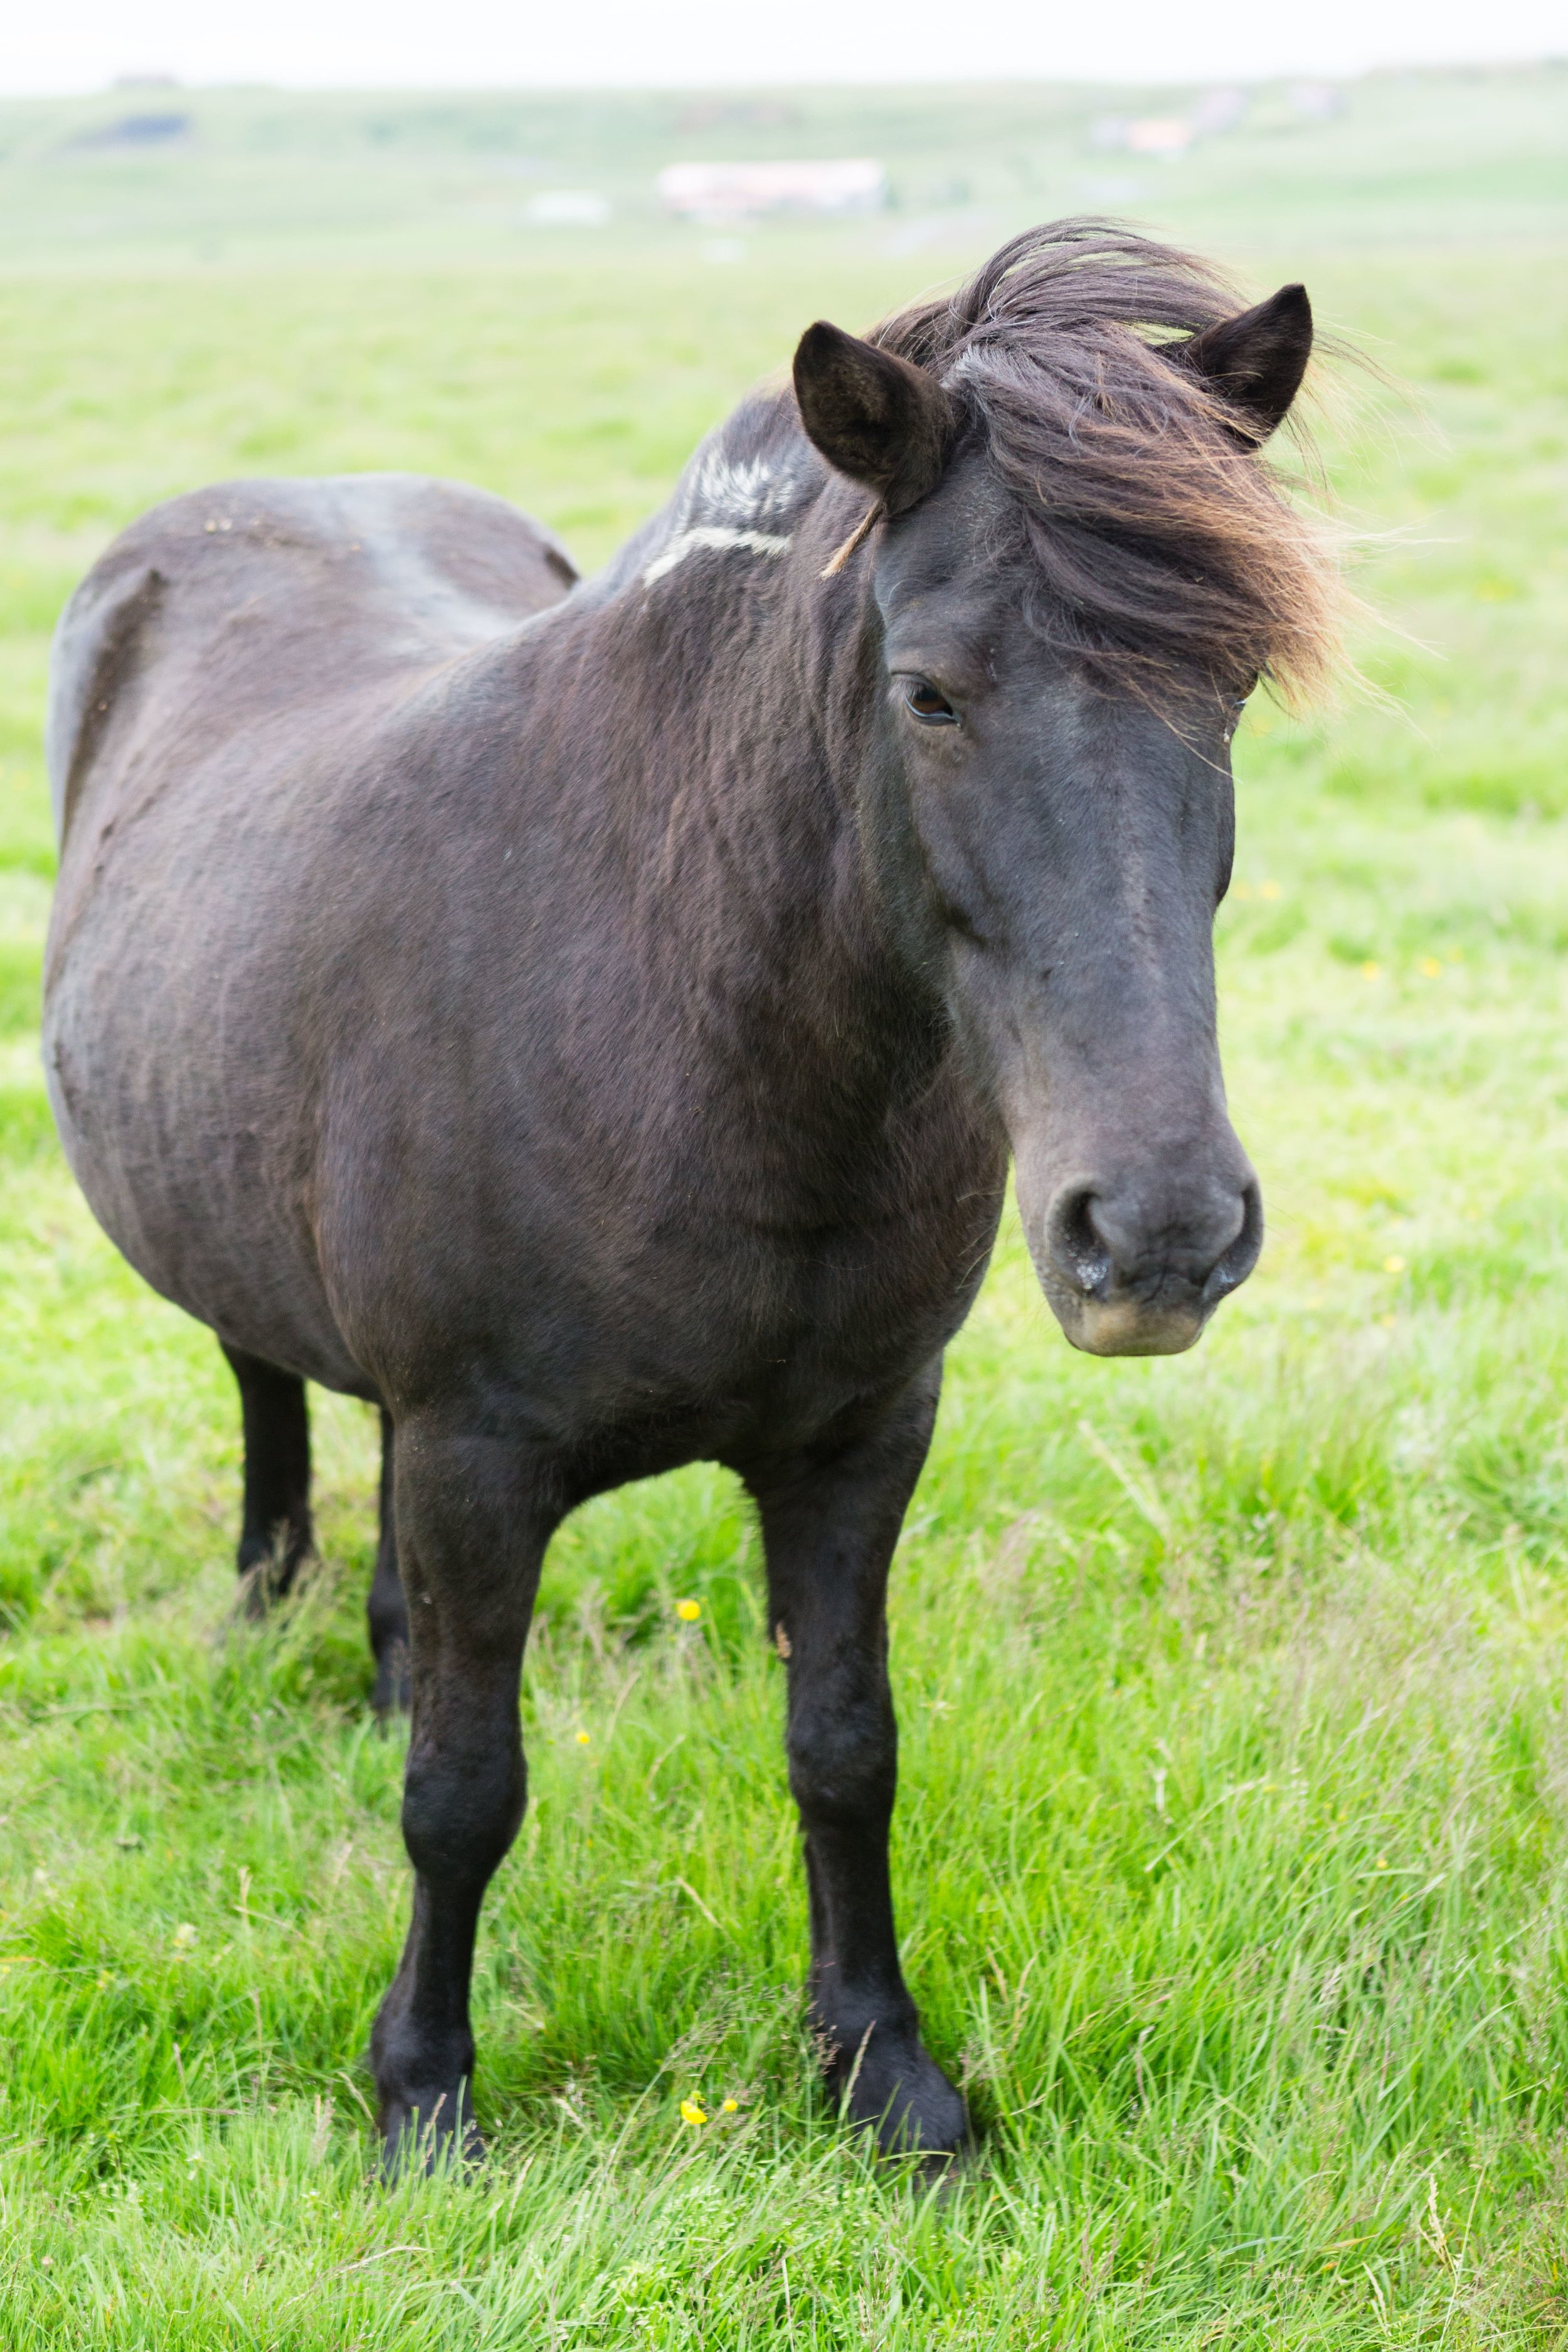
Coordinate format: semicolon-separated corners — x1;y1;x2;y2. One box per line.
680;2098;708;2126
1361;961;1381;980
721;2098;739;2114
1382;1255;1405;1274
575;1730;590;1746
675;1599;701;1623
1419;956;1442;978
1259;879;1282;900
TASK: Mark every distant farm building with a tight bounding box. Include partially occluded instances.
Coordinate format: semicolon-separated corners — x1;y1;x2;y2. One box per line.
1123;117;1192;158
657;160;887;223
1088;80;1343;159
522;191;612;227
66;112;191;150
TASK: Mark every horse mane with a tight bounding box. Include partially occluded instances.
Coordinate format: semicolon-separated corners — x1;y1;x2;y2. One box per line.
869;220;1340;710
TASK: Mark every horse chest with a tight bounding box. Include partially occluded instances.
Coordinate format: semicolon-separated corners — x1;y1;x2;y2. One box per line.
554;1162;1004;1474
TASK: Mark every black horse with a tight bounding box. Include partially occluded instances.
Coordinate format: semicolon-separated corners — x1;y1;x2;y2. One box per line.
43;223;1332;2168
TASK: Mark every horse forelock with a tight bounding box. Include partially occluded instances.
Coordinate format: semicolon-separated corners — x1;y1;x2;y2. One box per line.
869;218;1342;709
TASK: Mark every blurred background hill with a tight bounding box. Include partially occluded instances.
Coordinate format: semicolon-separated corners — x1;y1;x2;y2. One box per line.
0;61;1564;270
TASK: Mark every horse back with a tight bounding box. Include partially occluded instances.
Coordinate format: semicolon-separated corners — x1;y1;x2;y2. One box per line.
46;472;576;844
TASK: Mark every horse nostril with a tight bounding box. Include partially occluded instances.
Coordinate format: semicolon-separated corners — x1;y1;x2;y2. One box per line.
1046;1185;1114;1297
1045;1172;1263;1308
1201;1177;1264;1302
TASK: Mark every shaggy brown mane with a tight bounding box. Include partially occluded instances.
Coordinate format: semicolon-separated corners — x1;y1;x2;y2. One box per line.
871;220;1340;709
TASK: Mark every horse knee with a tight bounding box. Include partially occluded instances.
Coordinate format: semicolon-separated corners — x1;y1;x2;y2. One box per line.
401;1737;525;1887
787;1697;896;1830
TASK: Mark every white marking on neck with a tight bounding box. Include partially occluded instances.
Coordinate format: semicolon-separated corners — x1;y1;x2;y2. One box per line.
690;452;795;525
642;525;792;588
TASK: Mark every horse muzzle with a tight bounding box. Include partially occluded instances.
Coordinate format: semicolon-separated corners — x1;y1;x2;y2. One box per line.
1034;1168;1264;1358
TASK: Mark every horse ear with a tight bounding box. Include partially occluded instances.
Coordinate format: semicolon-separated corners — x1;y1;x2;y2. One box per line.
793;321;961;515
1179;283;1313;442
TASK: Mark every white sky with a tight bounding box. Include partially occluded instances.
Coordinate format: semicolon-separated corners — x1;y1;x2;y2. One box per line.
6;0;1564;97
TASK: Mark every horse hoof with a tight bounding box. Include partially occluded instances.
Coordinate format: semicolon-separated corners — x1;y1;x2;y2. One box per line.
833;2035;970;2163
236;1561;282;1620
378;2094;485;2178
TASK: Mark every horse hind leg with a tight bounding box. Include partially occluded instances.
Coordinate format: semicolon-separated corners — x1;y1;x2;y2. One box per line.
368;1410;411;1715
221;1342;312;1615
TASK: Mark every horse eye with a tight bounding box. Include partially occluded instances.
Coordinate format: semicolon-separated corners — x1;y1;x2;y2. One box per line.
902;677;958;726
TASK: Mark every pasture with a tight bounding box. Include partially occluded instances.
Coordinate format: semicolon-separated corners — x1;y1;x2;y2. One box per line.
3;68;1568;2348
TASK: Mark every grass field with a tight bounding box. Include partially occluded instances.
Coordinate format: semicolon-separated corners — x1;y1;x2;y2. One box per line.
3;66;1568;2349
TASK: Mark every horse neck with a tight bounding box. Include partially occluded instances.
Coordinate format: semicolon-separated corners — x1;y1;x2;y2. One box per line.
580;440;935;1104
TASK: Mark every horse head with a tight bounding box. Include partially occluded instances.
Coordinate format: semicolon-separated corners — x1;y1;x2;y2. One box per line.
795;231;1328;1356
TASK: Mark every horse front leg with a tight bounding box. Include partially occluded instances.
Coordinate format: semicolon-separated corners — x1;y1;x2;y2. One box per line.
369;1415;553;2171
746;1368;968;2161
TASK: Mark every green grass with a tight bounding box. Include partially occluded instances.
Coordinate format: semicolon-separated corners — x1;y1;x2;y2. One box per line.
4;70;1568;2349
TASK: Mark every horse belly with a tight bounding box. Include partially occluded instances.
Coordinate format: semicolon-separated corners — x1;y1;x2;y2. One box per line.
44;973;366;1393
43;758;373;1395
